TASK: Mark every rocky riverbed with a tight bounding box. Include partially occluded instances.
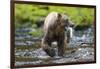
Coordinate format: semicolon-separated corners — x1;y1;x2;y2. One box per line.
15;26;95;67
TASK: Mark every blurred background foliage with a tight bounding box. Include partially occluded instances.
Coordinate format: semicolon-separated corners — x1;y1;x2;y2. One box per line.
15;4;95;36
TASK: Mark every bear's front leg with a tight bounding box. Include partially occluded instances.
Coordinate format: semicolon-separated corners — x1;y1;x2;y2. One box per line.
41;38;56;57
58;40;65;57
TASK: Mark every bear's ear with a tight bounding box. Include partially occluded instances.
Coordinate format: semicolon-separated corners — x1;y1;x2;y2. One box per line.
57;13;62;20
57;13;62;24
56;13;62;25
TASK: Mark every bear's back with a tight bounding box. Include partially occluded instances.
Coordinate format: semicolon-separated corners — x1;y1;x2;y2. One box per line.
44;12;58;31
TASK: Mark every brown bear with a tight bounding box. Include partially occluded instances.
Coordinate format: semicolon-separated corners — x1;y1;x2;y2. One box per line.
41;12;74;57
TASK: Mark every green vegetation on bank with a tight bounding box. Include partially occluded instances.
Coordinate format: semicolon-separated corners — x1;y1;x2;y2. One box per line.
15;4;95;36
15;4;94;28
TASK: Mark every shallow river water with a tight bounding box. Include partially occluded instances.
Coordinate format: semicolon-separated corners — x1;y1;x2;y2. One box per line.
15;27;95;66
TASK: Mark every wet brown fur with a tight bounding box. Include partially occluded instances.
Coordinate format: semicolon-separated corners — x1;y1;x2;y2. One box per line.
41;12;68;57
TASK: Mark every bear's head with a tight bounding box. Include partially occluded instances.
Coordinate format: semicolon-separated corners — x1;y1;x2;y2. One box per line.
57;13;74;28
